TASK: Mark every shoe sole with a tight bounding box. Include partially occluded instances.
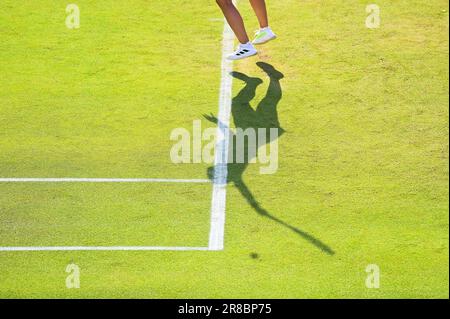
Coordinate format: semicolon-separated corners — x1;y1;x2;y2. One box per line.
253;35;277;45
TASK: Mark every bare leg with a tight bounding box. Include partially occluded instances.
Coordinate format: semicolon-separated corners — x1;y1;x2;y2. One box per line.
216;0;250;44
249;0;269;28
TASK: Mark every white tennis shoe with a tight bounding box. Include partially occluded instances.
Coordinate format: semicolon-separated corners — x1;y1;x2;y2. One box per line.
227;42;257;60
252;27;277;45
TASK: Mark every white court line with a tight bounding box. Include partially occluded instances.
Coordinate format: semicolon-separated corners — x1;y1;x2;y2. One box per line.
207;16;235;251
0;246;209;252
0;178;210;183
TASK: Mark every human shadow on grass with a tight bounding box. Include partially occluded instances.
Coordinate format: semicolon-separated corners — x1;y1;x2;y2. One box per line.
204;62;335;256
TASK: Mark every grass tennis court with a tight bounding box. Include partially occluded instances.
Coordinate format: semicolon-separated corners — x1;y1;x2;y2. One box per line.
0;0;448;298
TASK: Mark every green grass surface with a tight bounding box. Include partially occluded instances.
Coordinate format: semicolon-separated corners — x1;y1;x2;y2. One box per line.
0;0;448;298
0;183;211;247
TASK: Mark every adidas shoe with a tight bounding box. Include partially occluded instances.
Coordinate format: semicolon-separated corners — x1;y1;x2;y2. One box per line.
227;42;258;60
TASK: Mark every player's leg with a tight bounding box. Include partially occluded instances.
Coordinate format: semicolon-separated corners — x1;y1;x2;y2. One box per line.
249;0;269;28
249;0;277;45
216;0;257;60
216;0;249;44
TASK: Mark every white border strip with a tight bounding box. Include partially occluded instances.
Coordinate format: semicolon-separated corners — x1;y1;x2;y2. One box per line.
207;18;234;251
0;178;210;183
0;246;209;252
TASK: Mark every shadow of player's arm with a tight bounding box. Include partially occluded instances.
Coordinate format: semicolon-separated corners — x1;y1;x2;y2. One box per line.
234;179;335;256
